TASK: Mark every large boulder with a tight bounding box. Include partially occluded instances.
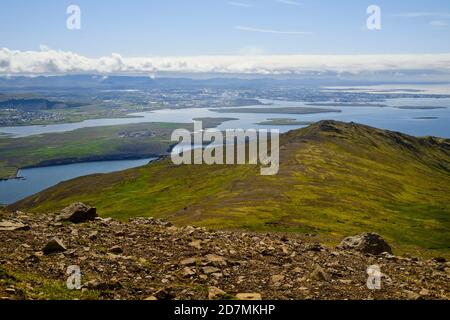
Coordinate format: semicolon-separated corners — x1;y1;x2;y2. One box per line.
58;202;97;223
338;233;392;255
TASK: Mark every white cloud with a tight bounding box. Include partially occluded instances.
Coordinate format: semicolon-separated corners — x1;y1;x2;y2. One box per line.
275;0;301;6
1;47;450;77
393;12;450;18
235;25;312;35
39;44;51;52
430;20;449;28
228;1;253;8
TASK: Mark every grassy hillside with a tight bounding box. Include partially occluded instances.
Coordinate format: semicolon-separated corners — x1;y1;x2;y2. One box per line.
0;118;231;179
11;121;450;258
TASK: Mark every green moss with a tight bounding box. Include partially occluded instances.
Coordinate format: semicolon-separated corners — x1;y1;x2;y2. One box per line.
0;266;99;300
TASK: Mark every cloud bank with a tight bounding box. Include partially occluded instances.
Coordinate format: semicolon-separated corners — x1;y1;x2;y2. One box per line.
1;47;450;77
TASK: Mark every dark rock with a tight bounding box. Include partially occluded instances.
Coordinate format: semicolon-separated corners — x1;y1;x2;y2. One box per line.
83;279;122;291
43;238;67;255
58;202;97;223
154;287;175;300
433;257;446;263
88;231;98;240
109;245;123;254
5;288;16;294
25;253;41;264
305;243;323;252
338;233;392;255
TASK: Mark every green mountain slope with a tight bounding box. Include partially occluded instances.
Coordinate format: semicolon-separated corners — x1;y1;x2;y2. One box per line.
0;118;232;179
10;121;450;257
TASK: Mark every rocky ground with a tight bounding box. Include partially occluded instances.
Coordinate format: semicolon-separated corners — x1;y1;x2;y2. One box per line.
0;203;449;300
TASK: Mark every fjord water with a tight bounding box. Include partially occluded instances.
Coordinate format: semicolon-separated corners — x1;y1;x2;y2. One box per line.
0;84;449;204
0;158;156;205
1;98;449;138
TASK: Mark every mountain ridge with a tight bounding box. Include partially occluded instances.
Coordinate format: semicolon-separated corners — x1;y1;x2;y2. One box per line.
10;121;450;258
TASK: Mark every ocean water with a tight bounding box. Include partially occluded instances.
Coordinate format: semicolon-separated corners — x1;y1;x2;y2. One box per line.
1;97;449;138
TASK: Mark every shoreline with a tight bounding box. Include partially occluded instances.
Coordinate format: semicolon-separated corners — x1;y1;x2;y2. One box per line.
0;101;263;133
0;167;20;182
0;154;162;181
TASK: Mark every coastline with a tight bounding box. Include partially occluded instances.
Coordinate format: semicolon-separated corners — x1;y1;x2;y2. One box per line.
0;154;162;181
0;167;20;182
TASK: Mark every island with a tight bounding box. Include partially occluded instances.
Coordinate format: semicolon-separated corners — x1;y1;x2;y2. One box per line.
209;107;341;115
192;117;238;123
255;118;313;126
412;116;439;120
395;106;446;110
306;102;386;107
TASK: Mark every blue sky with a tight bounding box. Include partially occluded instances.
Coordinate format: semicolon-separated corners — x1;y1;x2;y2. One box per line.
1;0;450;56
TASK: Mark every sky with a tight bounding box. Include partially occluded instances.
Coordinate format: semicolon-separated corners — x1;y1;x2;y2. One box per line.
0;0;450;77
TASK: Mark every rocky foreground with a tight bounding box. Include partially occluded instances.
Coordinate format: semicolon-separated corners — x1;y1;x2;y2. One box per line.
0;203;449;300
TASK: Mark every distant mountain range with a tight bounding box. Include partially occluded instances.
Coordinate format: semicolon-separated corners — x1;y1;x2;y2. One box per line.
1;75;448;91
